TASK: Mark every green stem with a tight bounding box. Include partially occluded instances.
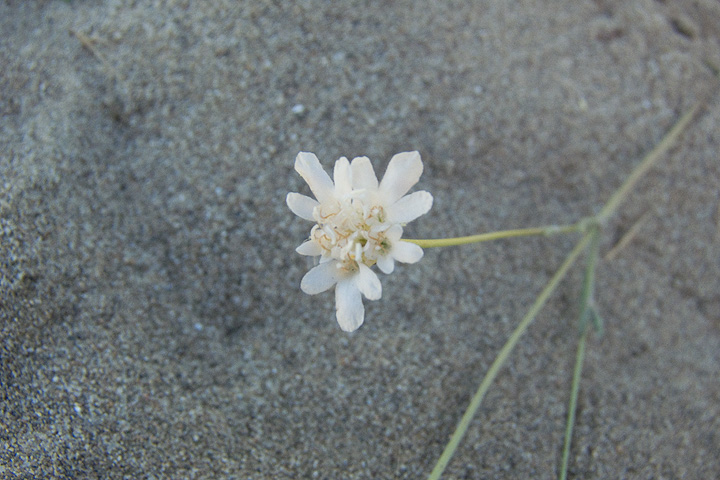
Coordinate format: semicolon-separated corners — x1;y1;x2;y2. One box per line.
424;103;700;479
597;104;700;223
413;102;699;250
559;227;599;480
557;105;699;479
577;227;600;332
427;233;593;480
407;224;580;249
559;328;588;480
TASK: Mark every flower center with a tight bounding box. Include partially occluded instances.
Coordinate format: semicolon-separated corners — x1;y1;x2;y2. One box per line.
311;195;389;269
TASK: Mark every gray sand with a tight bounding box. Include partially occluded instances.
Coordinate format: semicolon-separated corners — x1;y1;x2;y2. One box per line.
2;1;719;478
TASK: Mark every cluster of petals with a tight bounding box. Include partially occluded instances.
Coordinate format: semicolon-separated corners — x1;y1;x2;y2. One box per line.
287;151;433;331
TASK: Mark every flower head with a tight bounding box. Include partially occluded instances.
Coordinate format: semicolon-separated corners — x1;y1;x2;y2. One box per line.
287;151;433;331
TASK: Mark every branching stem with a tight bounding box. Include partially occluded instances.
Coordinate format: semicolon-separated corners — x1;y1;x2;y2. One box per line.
424;103;700;479
427;234;592;480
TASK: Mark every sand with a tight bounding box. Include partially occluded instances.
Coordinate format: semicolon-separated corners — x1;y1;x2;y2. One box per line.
2;1;719;478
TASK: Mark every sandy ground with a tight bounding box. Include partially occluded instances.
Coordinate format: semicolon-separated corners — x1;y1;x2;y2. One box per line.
2;1;719;478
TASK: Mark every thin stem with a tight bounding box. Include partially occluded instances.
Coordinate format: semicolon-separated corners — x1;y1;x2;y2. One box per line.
407;223;580;249
559;328;588;480
414;103;699;250
425;104;701;479
560;227;599;480
427;233;593;480
578;227;600;332
597;103;700;223
559;106;699;480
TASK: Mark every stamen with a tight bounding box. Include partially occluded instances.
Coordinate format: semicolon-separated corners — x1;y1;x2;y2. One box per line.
308;191;395;269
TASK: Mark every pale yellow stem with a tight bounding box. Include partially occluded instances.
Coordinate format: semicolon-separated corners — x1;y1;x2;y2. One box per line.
406;224;580;249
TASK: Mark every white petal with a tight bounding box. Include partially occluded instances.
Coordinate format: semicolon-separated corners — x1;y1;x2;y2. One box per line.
296;240;323;256
333;157;353;196
384;224;403;242
335;280;365;332
356;263;382;300
378;151;423;204
286;192;318;221
387;191;433;224
391;241;424;264
301;261;341;295
376;254;395;274
295;152;335;203
350;156;378;191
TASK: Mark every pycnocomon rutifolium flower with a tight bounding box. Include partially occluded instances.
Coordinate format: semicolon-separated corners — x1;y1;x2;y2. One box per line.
287;151;433;332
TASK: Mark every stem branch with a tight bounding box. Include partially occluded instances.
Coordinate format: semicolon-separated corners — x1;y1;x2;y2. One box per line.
597;104;700;223
427;233;593;480
560;227;599;480
559;328;588;480
424;103;701;479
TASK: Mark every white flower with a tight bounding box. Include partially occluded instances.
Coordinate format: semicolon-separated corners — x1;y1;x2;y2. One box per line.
287;151;433;331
